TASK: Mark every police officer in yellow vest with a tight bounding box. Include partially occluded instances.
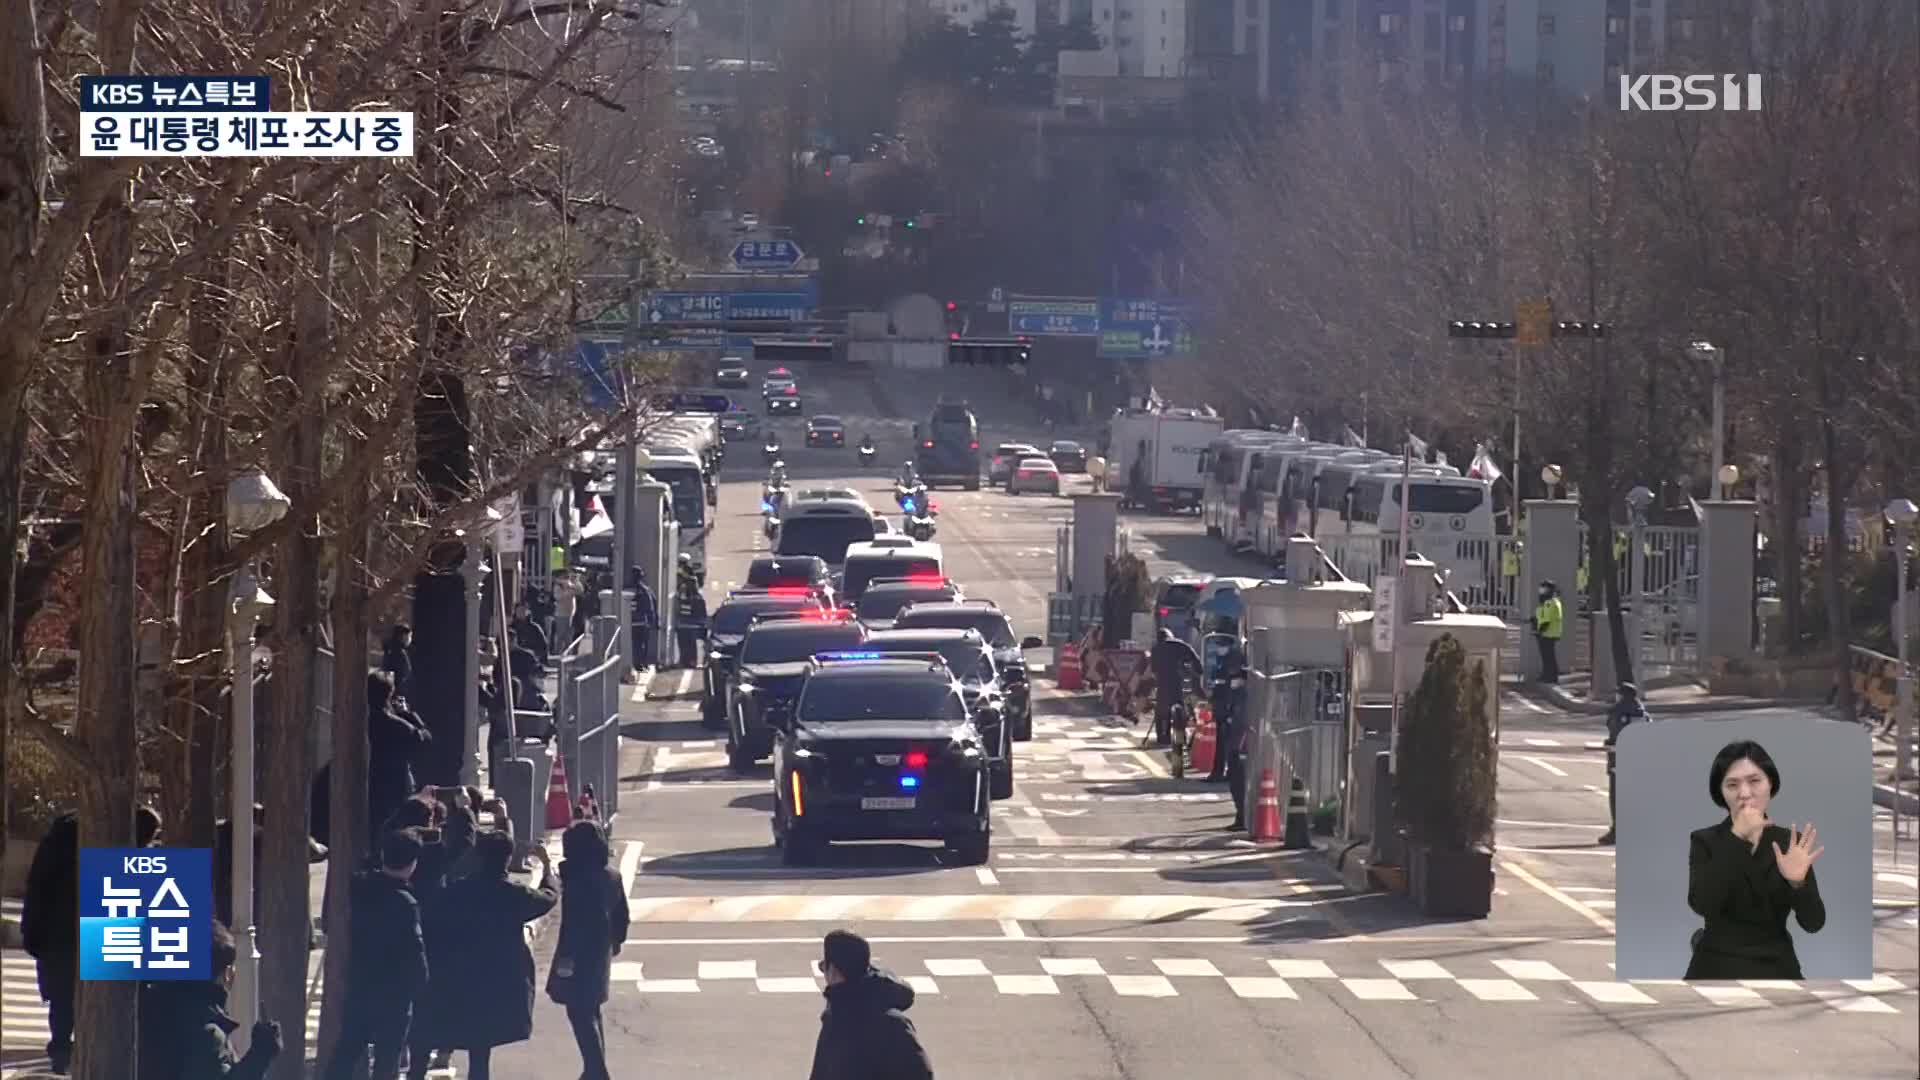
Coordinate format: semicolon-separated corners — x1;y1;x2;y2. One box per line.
1532;581;1564;684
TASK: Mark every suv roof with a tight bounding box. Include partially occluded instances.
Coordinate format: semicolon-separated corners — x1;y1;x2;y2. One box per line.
867;626;982;642
805;654;948;676
897;599;1000;614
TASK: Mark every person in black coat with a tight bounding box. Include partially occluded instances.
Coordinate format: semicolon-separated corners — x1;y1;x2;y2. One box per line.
138;921;283;1080
409;833;558;1080
511;603;550;662
547;820;630;1080
1684;739;1827;980
809;930;934;1080
22;806;161;1074
368;670;432;845
382;624;415;697
321;829;430;1079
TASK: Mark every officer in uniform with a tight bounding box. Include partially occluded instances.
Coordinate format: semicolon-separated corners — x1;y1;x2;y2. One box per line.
675;575;708;670
1599;681;1648;845
1532;580;1564;684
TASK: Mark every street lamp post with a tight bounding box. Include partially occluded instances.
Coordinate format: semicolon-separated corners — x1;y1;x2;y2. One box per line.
1541;464;1563;501
1625;486;1654;681
224;470;291;1031
1690;342;1728;500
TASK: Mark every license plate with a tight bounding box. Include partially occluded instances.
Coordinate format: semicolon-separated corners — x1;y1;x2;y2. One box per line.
861;797;916;811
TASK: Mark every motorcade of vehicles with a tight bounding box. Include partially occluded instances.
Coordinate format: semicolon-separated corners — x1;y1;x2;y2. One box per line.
1048;440;1088;473
1105;406;1226;514
913;400;981;489
769;654;993;865
855;577;962;631
865;629;1014;800
703;589;828;727
891;599;1045;742
729;610;868;771
1009;456;1061;495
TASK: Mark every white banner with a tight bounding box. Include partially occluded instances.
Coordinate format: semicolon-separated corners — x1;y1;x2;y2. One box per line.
80;111;414;157
1371;577;1397;654
491;495;525;554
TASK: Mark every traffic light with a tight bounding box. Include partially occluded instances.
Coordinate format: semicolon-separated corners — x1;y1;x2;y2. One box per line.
1552;321;1608;338
855;214;867;225
1448;321;1517;339
903;218;916;229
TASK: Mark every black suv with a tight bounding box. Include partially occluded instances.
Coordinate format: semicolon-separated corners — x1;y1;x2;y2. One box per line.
854;578;961;630
729;612;867;771
744;555;835;604
866;628;1014;800
771;654;993;865
703;590;828;728
891;600;1044;742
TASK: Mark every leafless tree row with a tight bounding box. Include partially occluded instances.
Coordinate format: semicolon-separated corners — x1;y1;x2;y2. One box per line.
1184;1;1918;694
1;1;682;1074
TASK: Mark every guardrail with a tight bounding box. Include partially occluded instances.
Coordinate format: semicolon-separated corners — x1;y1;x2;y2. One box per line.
1245;668;1346;825
1046;592;1104;645
570;653;624;821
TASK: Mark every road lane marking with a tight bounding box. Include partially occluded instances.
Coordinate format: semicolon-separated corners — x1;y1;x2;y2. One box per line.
1511;696;1551;715
677;668;697;698
999;919;1026;939
1522;737;1560;746
1500;846;1616;856
1496;818;1605;829
1497;859;1616;932
1131;749;1170;779
1879;872;1918;889
646;746;671;791
616;933;1618;946
974;867;999;886
620;840;646;897
620;893;1314;922
1516;756;1568;777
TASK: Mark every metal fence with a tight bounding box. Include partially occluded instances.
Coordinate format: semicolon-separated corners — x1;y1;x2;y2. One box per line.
1046;593;1104;645
569;653;623;822
1244;667;1347;822
1576;523;1701;677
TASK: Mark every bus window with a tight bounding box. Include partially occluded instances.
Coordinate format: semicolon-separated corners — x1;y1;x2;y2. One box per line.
1351;479;1385;524
648;466;707;528
1394;483;1487;516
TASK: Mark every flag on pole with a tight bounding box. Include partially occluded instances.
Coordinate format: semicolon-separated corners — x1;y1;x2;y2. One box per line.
1468;443;1504;484
1342;425;1366;448
1290;416;1309;439
1406;431;1430;460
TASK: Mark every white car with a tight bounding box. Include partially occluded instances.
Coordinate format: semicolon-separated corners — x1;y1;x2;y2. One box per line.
1009;456;1061;495
989;443;1043;485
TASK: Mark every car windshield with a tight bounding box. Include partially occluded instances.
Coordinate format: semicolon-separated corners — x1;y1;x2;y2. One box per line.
713;599;815;635
893;609;1016;648
811;417;842;428
1019;459;1054;470
776;514;877;564
798;675;967;723
843;556;941;599
1396;483;1487;516
747;559;822;588
1051;442;1081;453
648;466;707;528
740;624;866;664
1158;583;1203;609
876;639;994;684
859;587;953;623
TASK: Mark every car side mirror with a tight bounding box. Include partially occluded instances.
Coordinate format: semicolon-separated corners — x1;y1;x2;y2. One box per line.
1020;636;1043;649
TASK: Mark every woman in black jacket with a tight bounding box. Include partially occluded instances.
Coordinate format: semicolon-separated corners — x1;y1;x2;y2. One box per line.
547;820;630;1080
1685;739;1826;979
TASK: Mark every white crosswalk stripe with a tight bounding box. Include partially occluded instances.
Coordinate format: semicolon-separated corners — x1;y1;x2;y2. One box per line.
4;950;326;1047
594;953;1916;1009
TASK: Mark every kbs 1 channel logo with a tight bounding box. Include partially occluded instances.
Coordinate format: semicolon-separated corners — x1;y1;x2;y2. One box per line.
1618;73;1764;112
79;75;414;158
77;847;214;981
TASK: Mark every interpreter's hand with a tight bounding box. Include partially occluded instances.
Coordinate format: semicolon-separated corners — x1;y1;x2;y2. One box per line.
1772;824;1824;886
1731;804;1769;849
250;1020;284;1059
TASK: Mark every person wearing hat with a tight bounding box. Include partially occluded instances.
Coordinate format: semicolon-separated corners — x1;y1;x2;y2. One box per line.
1531;580;1564;685
809;930;933;1080
1600;681;1649;845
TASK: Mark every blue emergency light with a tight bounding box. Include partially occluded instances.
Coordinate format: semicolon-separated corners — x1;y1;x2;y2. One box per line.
900;776;919;790
902;498;916;512
819;651;883;660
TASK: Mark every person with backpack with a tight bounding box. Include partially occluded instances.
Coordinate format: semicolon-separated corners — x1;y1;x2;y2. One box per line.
1600;681;1649;845
809;930;933;1080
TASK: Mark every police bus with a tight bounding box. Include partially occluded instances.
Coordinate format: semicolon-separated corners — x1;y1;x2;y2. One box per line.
1199;431;1300;546
1300;460;1499;596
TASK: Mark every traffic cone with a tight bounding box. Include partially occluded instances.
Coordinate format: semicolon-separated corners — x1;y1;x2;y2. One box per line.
1283;777;1312;850
1056;643;1083;690
1188;704;1216;776
546;756;574;830
1251;769;1282;842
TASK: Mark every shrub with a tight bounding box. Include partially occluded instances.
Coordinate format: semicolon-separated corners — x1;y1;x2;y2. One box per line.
1393;633;1496;848
7;729;85;839
1101;552;1152;649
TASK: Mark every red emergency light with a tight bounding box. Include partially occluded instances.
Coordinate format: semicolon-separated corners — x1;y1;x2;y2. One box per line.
904;750;929;769
767;586;812;597
950;333;960;341
969;442;979;450
905;571;945;584
923;440;933;449
1158;607;1170;617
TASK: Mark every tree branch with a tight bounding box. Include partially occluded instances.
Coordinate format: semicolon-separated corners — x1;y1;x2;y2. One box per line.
463;63;628;112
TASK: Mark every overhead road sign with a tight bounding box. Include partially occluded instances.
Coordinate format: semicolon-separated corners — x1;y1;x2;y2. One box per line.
1097;298;1194;360
1009;297;1100;336
645;291;814;323
730;238;805;271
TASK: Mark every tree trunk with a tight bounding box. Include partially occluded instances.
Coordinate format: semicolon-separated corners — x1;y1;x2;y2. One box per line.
71;194;143;1079
319;513;372;1063
1820;416;1856;723
1768;420;1807;652
0;0;50;960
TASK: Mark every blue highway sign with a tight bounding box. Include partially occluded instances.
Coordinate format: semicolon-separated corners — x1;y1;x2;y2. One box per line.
730;238;805;271
644;291;813;324
1097;298;1195;360
1009;298;1100;337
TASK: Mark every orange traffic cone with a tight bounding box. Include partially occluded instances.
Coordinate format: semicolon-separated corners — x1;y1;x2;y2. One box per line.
1250;768;1283;842
1188;704;1216;776
546;756;574;830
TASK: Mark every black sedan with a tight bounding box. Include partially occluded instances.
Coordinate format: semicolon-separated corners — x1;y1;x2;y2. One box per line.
865;628;1014;800
891;599;1044;742
766;383;803;415
729;614;867;771
716;357;751;387
703;590;828;728
1049;440;1088;473
806;415;847;447
770;654;993;865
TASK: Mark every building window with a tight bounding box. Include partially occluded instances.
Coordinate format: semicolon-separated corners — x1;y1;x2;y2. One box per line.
1537;61;1553;82
1538;14;1554;34
1450;60;1466;79
1633;14;1651;39
1607;15;1625;35
1425;12;1441;39
1450;14;1466;32
1379;13;1404;33
1675;17;1694;39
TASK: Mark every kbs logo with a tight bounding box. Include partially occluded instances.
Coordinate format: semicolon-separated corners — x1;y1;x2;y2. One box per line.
77;846;212;981
1619;74;1763;112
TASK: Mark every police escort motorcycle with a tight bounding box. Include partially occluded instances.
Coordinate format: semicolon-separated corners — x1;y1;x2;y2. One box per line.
858;437;876;467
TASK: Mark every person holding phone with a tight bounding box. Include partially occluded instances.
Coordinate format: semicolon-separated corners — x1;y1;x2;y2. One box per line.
1685;739;1827;979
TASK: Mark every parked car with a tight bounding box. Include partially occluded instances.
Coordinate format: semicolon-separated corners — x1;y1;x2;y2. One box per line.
1009;456;1061;495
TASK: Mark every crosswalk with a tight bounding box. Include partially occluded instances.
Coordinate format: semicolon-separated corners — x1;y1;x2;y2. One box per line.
602;953;1916;1011
2;949;326;1051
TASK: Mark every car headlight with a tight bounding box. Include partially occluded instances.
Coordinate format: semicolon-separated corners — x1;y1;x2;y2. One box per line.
793;744;826;761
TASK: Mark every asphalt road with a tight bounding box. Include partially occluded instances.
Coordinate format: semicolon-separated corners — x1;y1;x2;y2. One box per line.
488;396;1919;1079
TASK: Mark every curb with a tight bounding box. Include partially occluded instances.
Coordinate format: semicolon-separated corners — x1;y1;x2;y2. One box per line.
1524;682;1813;716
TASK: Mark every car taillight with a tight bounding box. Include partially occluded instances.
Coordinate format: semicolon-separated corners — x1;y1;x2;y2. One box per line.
970;442;980;449
1158;607;1170;616
923;441;933;448
1018;470;1030;477
785;386;796;395
904;750;929;769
